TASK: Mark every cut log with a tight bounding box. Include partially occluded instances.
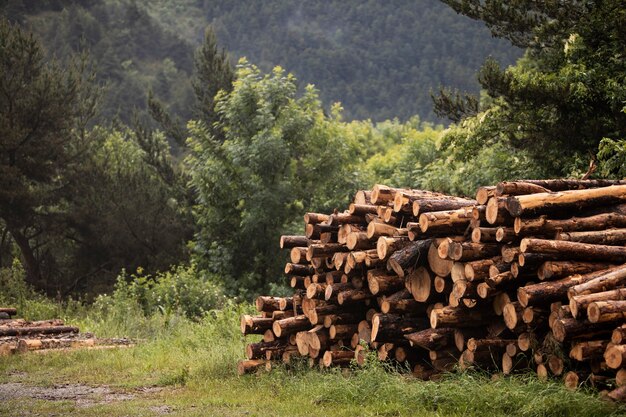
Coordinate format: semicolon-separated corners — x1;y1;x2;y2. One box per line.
337;289;374;305
366;221;404;239
428;243;454;277
514;212;626;235
380;298;426;314
434;276;452;294
418;208;473;234
430;306;491;328
464;257;501;281
520;238;626;263
503;302;524;330
495;181;549;196
404;328;455;350
476;186;496;205
570;288;626;318
346;232;374;251
322;350;355;367
246;340;287;360
349;203;378;216
406;267;433;302
237;359;268;375
0;326;78;337
471;227;499;243
587;301;626;324
386;239;432;278
538;261;614;281
284;263;315;276
551;317;614;342
273;315;310;338
568;265;626;297
605;345;626;369
486;197;513;225
612;324;626;344
517;266;623;307
290;247;308;264
569;340;608;361
448;242;500;262
376;236;410;260
371;313;429;341
556;228;626;245
506;185;626;217
307;243;349;261
367;270;404;295
467;338;515;352
563;371;580;390
280;235;309;249
412;197;475;217
607;385;626;402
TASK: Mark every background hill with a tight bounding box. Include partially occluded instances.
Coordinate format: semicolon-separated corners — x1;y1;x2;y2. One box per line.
3;0;521;123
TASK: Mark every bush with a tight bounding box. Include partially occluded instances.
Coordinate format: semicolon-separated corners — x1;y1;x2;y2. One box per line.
93;263;225;320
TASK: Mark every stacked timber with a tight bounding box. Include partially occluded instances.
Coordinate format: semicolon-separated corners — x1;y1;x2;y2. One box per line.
238;180;626;401
0;308;133;355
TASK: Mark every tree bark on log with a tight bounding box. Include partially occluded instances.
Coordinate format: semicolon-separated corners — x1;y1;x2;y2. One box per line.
404;328;455;350
280;235;309;249
520;238;626;263
556;228;626;245
411;197;475;217
240;315;274;335
587;300;626;324
0;326;79;337
418;208;473;235
514;213;626;235
506;185;626;217
568;265;626;297
386;239;431;277
538;261;614;281
569;288;626;318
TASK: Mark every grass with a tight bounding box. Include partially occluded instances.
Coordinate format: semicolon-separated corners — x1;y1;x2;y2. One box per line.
1;304;625;417
0;267;624;416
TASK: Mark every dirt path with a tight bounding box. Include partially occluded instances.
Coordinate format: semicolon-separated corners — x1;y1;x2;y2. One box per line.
0;382;172;413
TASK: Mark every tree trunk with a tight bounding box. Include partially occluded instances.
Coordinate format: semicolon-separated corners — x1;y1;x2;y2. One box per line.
7;226;41;287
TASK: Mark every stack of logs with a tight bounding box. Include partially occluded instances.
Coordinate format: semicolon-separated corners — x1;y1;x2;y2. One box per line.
238;180;626;401
0;307;132;355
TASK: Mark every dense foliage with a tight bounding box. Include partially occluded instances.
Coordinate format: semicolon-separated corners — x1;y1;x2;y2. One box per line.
2;0;521;123
436;1;626;176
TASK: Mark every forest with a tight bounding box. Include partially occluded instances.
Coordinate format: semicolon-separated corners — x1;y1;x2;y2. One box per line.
1;1;626;415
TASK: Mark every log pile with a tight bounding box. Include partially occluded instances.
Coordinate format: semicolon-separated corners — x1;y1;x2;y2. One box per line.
0;308;133;355
238;180;626;401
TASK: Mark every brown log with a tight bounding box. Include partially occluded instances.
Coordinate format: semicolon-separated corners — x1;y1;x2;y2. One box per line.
430;306;491;328
323;312;361;328
496;227;517;243
366;221;404;239
428;243;453;277
272;315;310;338
434;276;452;294
290;247;308;264
503;302;524;330
406;267;433;302
502;353;531;375
506;184;626;217
568;265;626;298
514;212;626;235
349;203;378;216
237;359;268;375
418;208;473;234
412;197;475;217
307;243;349;261
367;270;404;295
381;298;426;314
464;257;502;281
386;239;432;278
329;324;358;340
569;340;608;361
326;212;366;226
493;292;512;316
517;266;623;307
337;289;374;305
354;190;372;205
304;213;330;225
563;371;580;390
322;350;355;367
538;261;614;281
448;242;500;262
290;276;307;289
520;238;626;263
452;280;480;300
0;326;79;337
255;296;283;312
570;288;626;318
551;317;614;342
467;338;515;352
477;282;497;299
371;313;429;341
486;197;514;225
617;368;626;387
280;235;309;249
471;227;498;243
377;236;410;260
0;308;17;316
346;232;374;251
612;324;626;344
547;355;564;376
605;345;626;369
284;263;315;277
495;181;549;196
451;262;467;282
324;282;352;301
476;186;496;205
501;246;520;263
404;328;455;350
246;340;287;360
587;300;626;324
556;228;626;246
537;364;549;381
371;184;398;204
607;385;626;401
510;179;626;191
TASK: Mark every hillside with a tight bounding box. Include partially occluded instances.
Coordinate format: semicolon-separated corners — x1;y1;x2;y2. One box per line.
3;0;521;123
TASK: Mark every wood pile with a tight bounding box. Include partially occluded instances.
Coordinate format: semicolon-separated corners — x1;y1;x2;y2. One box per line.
238;180;626;401
0;308;133;355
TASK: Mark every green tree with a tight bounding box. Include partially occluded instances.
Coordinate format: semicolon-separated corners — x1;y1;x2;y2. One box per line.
0;19;98;288
187;60;358;296
436;1;626;175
